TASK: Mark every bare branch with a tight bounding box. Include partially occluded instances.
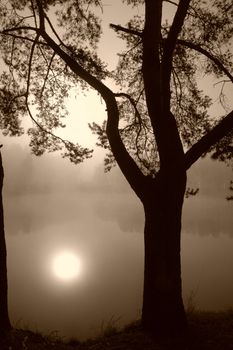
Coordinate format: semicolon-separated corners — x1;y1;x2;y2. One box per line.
110;23;142;37
163;0;179;6
1;26;38;34
213;80;231;111
0;32;47;45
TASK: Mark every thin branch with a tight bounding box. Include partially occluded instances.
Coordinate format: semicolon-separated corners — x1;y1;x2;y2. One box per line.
163;0;211;23
40;51;56;97
177;40;233;83
9;36;15;69
25;32;39;101
118;39;142;64
30;0;38;28
216;80;230;110
25;35;55;132
172;67;183;110
42;6;97;69
44;10;65;46
115;93;143;149
115;92;155;175
1;26;38;34
163;0;179;6
110;23;142;37
0;32;47;45
18;14;35;22
24;35;75;150
214;79;231;86
114;92;143;152
114;92;143;124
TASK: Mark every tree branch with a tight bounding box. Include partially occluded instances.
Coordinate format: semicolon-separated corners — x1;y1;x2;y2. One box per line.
177;39;233;83
164;0;179;6
162;0;191;99
105;92;146;197
35;0;45;31
30;0;38;28
110;23;142;37
0;32;47;46
21;26;87;160
143;0;186;172
114;92;142;122
142;0;162;130
25;33;39;101
39;51;56;97
34;17;145;196
44;8;65;47
1;26;38;34
115;92;150;172
184;110;233;169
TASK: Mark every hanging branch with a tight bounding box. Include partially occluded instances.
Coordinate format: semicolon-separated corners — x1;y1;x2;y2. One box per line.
177;39;233;83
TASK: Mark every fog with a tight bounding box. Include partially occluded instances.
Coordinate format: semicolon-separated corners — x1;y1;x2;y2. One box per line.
2;144;233;340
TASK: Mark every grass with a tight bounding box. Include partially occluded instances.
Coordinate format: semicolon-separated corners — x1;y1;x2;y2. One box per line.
1;310;233;350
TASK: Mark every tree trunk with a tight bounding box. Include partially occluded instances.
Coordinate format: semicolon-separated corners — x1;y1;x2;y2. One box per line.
0;149;11;332
141;169;187;336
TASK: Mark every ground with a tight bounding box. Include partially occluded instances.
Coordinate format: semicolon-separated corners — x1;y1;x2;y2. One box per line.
1;311;233;350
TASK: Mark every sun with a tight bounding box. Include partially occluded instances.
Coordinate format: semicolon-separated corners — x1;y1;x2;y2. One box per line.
53;251;81;280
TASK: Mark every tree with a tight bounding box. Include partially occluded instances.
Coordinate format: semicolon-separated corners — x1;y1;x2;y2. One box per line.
0;146;11;331
0;0;233;336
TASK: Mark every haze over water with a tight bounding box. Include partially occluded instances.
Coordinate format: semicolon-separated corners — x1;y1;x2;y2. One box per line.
2;144;233;340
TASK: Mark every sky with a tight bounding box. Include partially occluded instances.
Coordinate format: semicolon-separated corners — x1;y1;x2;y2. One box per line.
0;0;233;342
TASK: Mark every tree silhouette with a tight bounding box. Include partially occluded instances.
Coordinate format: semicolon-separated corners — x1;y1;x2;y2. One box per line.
0;147;11;332
0;0;233;335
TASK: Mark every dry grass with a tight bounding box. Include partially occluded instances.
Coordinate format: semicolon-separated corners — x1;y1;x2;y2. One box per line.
1;310;233;350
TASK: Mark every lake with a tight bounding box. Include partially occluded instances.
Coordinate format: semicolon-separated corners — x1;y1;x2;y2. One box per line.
2;148;233;340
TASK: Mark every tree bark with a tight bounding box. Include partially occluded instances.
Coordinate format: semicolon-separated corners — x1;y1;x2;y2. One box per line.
0;149;11;332
141;169;187;336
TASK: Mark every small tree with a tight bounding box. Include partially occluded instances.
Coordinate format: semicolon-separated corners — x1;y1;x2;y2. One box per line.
0;0;233;335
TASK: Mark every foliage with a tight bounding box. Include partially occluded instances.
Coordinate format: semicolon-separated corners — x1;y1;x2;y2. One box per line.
0;0;232;171
0;0;105;163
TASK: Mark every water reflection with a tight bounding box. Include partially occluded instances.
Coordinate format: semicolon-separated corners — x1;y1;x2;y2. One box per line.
2;147;233;340
183;195;233;237
4;189;233;340
6;192;144;340
182;233;233;311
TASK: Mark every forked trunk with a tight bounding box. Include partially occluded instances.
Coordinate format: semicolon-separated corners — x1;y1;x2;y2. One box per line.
141;170;187;336
0;150;11;332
